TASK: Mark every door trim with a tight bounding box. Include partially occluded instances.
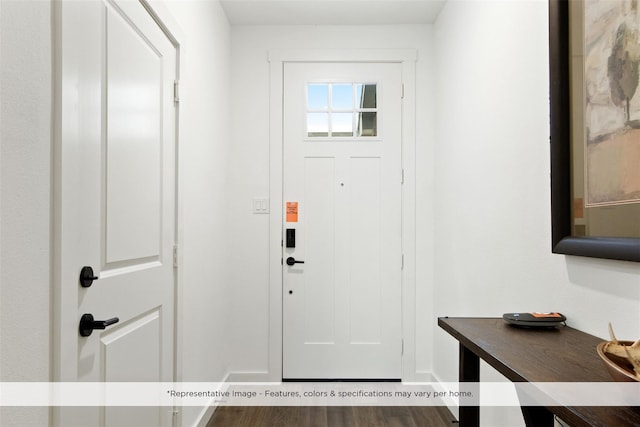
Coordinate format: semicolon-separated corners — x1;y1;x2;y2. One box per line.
267;49;417;382
51;0;184;420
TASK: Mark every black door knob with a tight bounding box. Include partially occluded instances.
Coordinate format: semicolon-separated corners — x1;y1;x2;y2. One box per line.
79;266;99;288
79;313;119;337
286;257;305;266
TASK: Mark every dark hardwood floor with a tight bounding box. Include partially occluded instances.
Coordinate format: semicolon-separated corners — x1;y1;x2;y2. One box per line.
206;406;458;427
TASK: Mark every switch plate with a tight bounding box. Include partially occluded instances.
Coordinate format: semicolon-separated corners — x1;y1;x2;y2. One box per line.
253;197;269;214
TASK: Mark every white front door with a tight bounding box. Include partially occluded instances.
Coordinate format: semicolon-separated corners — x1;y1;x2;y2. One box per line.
55;1;177;426
282;62;403;380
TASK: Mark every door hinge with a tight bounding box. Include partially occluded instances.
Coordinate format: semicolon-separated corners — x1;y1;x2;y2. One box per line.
401;83;405;99
173;80;180;103
401;169;405;184
401;254;404;270
173;245;178;268
401;339;404;355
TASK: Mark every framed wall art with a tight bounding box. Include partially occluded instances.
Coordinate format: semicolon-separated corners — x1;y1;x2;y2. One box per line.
549;0;640;262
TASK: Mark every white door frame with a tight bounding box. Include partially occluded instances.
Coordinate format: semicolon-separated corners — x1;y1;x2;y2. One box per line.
267;49;417;382
52;0;185;404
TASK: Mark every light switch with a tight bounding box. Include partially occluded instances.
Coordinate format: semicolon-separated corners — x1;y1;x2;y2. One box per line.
253;197;269;214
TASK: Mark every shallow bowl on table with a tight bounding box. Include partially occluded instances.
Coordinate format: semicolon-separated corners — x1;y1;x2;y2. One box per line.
596;341;639;382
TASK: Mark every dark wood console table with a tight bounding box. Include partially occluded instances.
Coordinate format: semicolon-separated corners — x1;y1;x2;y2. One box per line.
438;317;640;427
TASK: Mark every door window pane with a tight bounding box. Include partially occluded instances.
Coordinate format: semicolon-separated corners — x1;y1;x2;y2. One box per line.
308;84;329;110
307;113;329;137
333;113;354;137
332;84;353;110
306;83;377;139
356;84;377;108
357;112;377;137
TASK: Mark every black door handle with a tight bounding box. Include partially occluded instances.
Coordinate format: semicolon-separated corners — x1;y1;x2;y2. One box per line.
79;313;119;337
286;257;305;266
79;266;99;288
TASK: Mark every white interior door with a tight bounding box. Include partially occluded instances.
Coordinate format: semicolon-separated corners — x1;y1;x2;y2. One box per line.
282;62;403;380
55;1;177;426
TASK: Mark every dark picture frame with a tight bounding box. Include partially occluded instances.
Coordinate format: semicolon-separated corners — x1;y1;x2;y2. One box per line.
549;0;640;262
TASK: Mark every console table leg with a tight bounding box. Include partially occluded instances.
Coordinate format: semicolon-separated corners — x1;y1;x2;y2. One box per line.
520;407;554;427
459;343;480;427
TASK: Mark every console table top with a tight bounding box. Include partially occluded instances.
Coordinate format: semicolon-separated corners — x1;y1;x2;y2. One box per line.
438;317;640;427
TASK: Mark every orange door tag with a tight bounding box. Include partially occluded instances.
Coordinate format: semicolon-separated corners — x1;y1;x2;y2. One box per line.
531;312;562;318
286;202;298;222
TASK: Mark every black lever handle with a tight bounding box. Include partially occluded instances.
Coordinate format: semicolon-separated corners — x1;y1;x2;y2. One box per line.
79;266;99;288
79;313;119;337
286;257;305;266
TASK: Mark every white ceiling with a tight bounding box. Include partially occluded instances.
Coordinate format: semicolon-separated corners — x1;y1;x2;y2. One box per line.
220;0;447;25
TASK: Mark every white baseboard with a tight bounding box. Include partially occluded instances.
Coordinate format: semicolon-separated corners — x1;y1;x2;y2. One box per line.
194;372;231;427
194;405;216;427
409;371;434;382
193;371;274;426
226;371;274;383
429;372;459;420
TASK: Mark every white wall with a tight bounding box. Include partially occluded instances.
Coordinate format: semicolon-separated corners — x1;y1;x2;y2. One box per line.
162;2;233;426
0;1;52;426
227;24;437;379
0;1;233;426
433;1;640;425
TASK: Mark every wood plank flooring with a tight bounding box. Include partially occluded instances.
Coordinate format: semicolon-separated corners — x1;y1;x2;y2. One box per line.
206;406;458;427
